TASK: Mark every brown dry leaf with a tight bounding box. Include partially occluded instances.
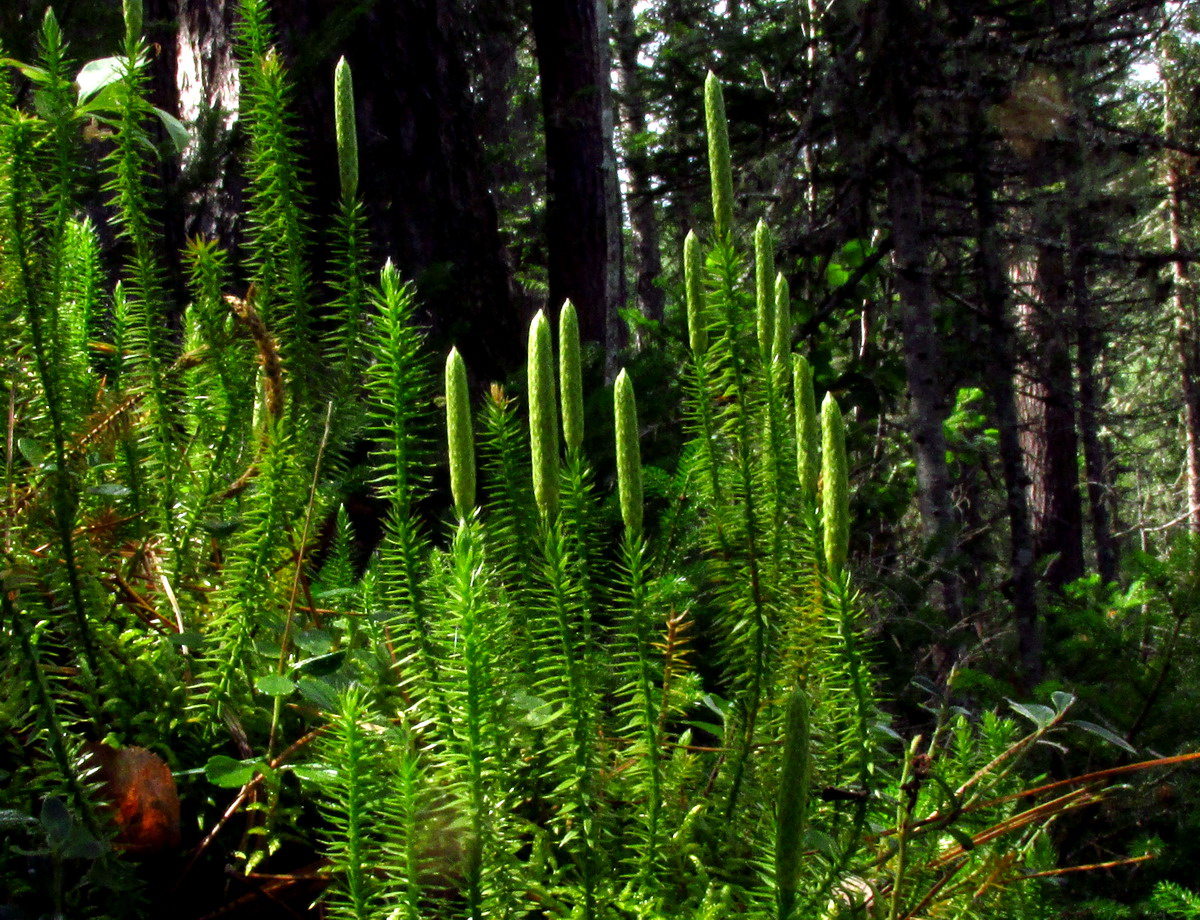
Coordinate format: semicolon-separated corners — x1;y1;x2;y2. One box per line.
84;743;181;854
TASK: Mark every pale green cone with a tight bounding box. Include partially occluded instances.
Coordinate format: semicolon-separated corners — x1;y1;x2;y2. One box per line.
528;310;559;518
773;272;791;365
559;300;584;453
445;347;475;518
685;230;708;355
123;0;143;44
705;72;734;239
755;220;775;356
334;56;359;201
614;369;643;535
793;355;819;506
821;392;849;575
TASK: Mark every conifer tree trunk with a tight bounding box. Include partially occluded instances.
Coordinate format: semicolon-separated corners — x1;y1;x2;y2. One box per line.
1070;199;1118;582
878;0;963;633
1165;73;1200;533
174;0;241;247
1015;207;1085;591
972;131;1042;687
531;0;624;352
613;0;665;333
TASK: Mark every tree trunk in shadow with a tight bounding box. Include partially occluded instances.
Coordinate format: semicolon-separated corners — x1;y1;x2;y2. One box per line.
613;0;665;338
531;0;624;356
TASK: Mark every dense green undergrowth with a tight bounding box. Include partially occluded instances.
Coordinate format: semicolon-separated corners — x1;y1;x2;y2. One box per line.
0;3;1195;919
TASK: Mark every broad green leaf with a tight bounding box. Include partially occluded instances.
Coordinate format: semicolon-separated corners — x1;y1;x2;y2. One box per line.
256;674;296;697
1051;690;1076;713
290;764;337;785
293;651;344;677
1008;700;1055;730
39;797;70;845
204;755;258;788
1072;720;1137;755
151;105;190;154
17;438;46;466
76;56;125;103
295;629;333;656
297;676;339;712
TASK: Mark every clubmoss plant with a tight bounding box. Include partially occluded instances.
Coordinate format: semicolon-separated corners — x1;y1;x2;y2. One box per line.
685;229;708;355
793;354;819;507
445;347;475;519
559;300;584;456
821;392;849;577
755;219;775;357
528;309;559;519
0;22;1147;920
705;70;734;239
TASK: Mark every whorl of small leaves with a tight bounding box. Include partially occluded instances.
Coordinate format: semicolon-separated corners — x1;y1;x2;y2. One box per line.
559;300;584;454
685;230;708;355
614;369;643;535
445;347;475;518
793;355;819;507
704;72;734;239
334;57;358;201
821;392;849;575
528;310;559;518
755;220;775;356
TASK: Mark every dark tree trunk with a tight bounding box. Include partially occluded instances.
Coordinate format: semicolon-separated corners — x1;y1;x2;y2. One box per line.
1015;206;1085;591
1165;78;1200;533
173;0;242;249
272;0;521;381
972;128;1042;688
878;0;963;634
530;0;623;350
1070;202;1118;583
613;0;665;335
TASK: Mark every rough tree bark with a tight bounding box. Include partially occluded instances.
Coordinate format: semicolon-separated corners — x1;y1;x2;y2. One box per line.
972;125;1043;688
613;0;665;334
273;0;521;381
1164;67;1200;533
1015;204;1086;591
530;0;624;353
877;0;964;633
1069;180;1119;583
172;0;241;247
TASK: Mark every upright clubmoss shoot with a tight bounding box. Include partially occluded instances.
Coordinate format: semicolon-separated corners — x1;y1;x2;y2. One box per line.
445;347;475;518
614;369;643;536
528;310;559;519
559;300;583;454
821;392;849;575
705;72;734;240
334;56;358;202
685;230;708;355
